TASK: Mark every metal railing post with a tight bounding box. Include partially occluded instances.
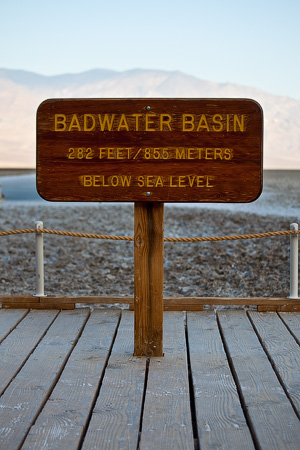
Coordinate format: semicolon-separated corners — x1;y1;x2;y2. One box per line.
34;221;46;297
289;223;299;299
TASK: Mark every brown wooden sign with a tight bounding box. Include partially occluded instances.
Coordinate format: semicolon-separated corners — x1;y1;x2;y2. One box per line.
36;98;263;202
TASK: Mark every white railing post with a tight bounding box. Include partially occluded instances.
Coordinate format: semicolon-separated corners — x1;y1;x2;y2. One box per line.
34;221;46;297
289;223;299;299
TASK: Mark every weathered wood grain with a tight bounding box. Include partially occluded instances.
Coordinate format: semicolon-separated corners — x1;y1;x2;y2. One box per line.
218;311;300;449
0;310;58;396
187;311;255;449
22;310;120;450
0;309;89;449
81;311;147;450
2;295;299;311
280;312;300;343
134;202;164;356
257;305;300;312
36;98;263;203
138;312;194;449
0;308;28;343
249;311;300;416
0;309;299;449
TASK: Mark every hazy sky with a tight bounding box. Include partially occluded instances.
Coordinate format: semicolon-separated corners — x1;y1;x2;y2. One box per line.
1;0;299;99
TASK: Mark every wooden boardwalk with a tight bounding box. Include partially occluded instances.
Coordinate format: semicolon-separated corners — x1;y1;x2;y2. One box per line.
0;308;299;449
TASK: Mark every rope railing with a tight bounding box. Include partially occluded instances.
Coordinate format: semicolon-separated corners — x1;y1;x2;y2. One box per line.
0;222;299;299
0;228;36;236
1;227;299;241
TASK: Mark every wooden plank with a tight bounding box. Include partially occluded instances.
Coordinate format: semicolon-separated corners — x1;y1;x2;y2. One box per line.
130;303;203;311
258;305;300;312
279;312;300;343
2;295;299;311
0;310;58;396
1;301;75;310
72;296;134;305
187;311;255;449
1;295;296;305
139;312;194;449
22;310;120;450
33;296;133;304
0;309;89;449
81;311;147;450
33;301;75;310
249;311;300;416
163;304;203;311
0;309;28;343
218;311;300;449
0;296;39;303
164;297;300;307
2;302;37;309
134;202;164;356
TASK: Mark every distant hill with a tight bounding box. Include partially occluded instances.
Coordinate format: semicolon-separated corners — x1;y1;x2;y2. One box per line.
0;68;299;168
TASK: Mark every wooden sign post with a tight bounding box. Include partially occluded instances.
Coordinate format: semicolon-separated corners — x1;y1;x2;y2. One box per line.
134;202;164;356
37;98;263;356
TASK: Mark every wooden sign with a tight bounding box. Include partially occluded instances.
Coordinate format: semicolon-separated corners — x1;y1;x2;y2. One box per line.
36;98;263;202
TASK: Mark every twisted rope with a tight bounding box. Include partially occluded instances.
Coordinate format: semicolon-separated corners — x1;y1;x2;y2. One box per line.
0;228;299;242
164;229;299;242
42;229;134;241
0;228;36;236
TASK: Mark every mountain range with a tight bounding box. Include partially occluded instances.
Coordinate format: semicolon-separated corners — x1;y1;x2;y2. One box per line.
0;68;299;169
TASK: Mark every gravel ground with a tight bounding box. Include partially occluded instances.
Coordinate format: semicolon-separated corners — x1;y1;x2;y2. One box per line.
0;199;298;299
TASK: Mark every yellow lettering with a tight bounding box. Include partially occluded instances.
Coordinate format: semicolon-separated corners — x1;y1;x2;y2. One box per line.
82;175;92;186
205;148;214;159
176;148;186;159
196;176;204;187
83;114;96;131
160;114;172;131
107;148;114;159
110;175;119;187
198;148;205;159
196;114;210;131
117;114;129;131
145;114;156;131
83;174;218;189
234;114;245;131
224;148;233;160
120;175;131;187
116;148;125;159
81;175;111;187
54;114;66;131
93;175;101;187
214;148;222;159
206;176;214;187
99;148;106;159
146;175;155;187
69;114;81;131
169;176;177;187
138;176;145;187
132;114;143;131
98;114;115;131
178;176;186;187
188;176;196;187
55;111;245;134
187;148;194;159
182;114;194;131
155;176;164;187
212;114;223;132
